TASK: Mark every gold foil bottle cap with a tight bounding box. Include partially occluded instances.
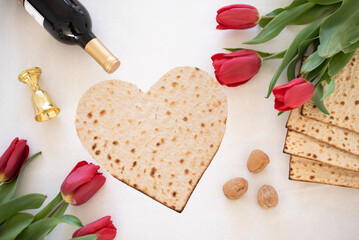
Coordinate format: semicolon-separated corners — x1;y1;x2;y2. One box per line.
18;67;60;122
85;38;121;74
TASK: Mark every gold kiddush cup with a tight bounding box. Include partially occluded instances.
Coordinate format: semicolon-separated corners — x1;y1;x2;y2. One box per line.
18;67;60;122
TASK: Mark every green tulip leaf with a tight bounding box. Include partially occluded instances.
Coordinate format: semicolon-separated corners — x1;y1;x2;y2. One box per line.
70;235;99;240
328;50;356;76
224;48;286;59
267;19;322;97
0;213;34;240
318;0;359;58
259;0;336;29
313;82;330;114
259;0;308;28
291;3;339;25
60;215;83;227
0;152;41;205
245;2;316;44
0;180;17;206
301;51;325;73
34;192;63;222
0;193;46;224
283;0;310;9
343;40;359;53
287;37;318;80
306;59;330;82
308;0;342;5
321;74;335;100
16;215;82;240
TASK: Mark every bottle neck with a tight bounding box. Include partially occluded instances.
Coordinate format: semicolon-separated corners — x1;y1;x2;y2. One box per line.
77;31;96;48
84;38;121;74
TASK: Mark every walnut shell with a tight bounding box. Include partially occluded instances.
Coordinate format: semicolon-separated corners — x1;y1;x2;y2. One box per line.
257;185;278;209
247;150;270;173
222;177;248;200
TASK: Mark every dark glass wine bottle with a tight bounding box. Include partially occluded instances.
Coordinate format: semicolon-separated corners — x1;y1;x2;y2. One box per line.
17;0;120;74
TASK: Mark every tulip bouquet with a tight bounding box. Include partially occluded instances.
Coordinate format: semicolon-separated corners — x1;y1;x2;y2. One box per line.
0;138;117;240
213;0;359;113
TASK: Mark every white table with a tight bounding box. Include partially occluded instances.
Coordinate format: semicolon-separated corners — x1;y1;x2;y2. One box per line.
1;0;358;239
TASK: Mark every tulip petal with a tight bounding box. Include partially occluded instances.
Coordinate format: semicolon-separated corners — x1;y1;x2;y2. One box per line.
223;50;259;58
225;79;251;87
95;228;117;240
217;4;257;14
3;140;27;181
5;145;29;183
69;174;106;205
217;54;261;85
68;161;90;176
272;88;286;102
273;78;307;92
274;98;293;111
212;50;261;86
61;163;100;196
284;82;314;109
0;138;19;173
212;58;227;72
273;78;314;112
273;78;308;103
73;216;112;237
216;24;230;30
217;8;259;30
212;50;259;63
215;77;225;85
211;53;226;61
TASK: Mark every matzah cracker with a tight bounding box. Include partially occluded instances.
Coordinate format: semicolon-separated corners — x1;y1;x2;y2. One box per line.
289;156;359;189
302;50;359;133
287;108;359;156
284;130;359;171
76;67;228;212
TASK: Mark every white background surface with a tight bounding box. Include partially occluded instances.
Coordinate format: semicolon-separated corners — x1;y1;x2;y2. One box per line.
0;0;358;239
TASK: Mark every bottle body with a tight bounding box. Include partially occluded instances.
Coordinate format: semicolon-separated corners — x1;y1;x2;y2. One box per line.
17;0;120;73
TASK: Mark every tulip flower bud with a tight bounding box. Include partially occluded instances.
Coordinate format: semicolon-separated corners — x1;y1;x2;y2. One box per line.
216;4;260;30
211;50;262;87
72;216;117;240
0;138;29;183
273;78;314;111
61;161;106;206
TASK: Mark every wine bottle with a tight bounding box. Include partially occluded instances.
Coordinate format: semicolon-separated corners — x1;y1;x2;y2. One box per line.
17;0;120;74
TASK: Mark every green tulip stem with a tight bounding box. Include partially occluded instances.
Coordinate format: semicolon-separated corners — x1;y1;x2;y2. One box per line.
262;50;287;61
261;15;275;19
313;64;329;86
47;199;66;218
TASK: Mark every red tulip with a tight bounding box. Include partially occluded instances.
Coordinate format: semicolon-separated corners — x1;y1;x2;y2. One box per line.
61;161;106;206
72;216;117;240
211;50;261;86
273;78;314;111
216;4;260;30
0;138;29;183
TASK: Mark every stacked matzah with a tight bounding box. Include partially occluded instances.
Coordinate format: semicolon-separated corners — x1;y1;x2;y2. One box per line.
283;51;359;189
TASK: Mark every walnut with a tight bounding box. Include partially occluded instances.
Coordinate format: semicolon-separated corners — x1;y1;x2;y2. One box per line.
257;185;278;209
222;177;248;200
247;150;270;173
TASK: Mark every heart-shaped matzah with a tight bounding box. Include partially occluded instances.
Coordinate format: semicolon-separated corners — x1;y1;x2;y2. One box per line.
75;67;227;212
